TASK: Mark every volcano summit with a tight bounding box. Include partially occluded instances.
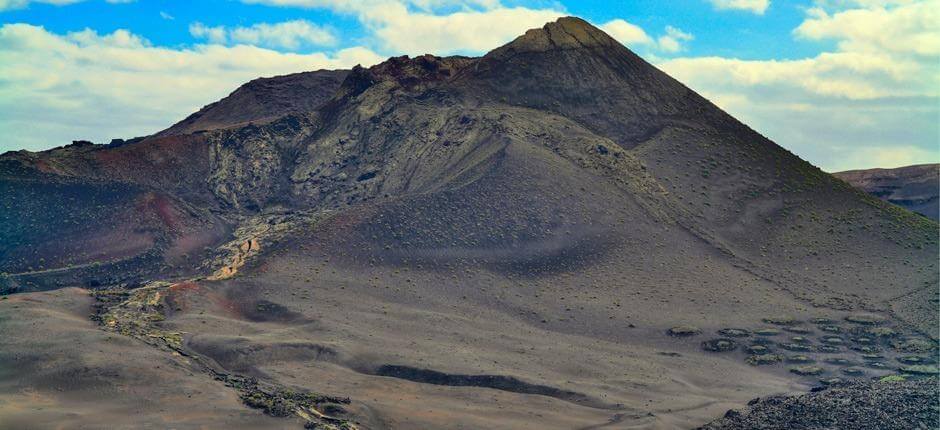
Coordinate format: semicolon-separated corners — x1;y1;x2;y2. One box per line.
1;17;937;430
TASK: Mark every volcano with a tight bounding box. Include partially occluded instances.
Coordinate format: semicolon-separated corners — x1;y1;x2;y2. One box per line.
1;17;937;430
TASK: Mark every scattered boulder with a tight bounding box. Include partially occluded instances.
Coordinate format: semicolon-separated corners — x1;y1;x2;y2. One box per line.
819;377;848;386
718;328;750;338
702;338;738;352
897;356;932;365
818;335;845;345
780;343;813;352
762;316;799;326
850;345;881;354
745;345;771;355
824;358;854;366
845;314;886;326
891;338;937;354
667;326;701;337
862;327;898;338
790;365;825;376
747;354;783;366
754;328;781;336
787;355;813;363
900;365;939;376
841;368;863;377
817;345;842;353
819;325;842;333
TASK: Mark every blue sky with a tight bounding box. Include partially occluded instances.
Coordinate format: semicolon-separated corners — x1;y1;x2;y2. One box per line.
1;0;937;171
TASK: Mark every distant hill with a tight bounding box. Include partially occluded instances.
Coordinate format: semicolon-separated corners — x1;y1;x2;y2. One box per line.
834;164;939;220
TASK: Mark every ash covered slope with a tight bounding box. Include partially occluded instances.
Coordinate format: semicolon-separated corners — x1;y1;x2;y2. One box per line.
835;164;939;220
156;69;349;137
2;14;936;329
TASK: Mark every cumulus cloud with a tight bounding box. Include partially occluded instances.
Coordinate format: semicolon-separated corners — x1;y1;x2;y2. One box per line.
657;26;693;53
189;20;336;50
241;0;565;55
361;4;564;55
599;19;654;47
0;24;383;152
0;0;130;11
707;0;770;14
661;0;939;170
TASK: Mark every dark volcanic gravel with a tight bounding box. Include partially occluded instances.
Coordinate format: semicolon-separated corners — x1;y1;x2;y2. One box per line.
697;378;939;430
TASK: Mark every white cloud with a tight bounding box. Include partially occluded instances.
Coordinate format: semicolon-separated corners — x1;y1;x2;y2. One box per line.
189;20;336;50
795;1;939;56
657;25;693;53
660;0;939;170
0;0;131;11
599;19;653;47
240;0;566;55
362;4;564;55
189;22;227;44
159;11;174;20
708;0;770;14
0;24;383;152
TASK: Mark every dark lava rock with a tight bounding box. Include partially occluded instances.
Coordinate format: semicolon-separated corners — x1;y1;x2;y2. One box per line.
745;345;771;355
897;356;932;365
787;355;813;363
850;345;881;354
819;377;848;386
818;335;845;345
762;316;799;326
746;354;783;366
753;328;781;336
819;325;842;333
841;368;865;376
667;326;701;337
865;361;889;369
702;338;737;352
891;338;937;354
750;338;775;346
780;343;813;352
789;365;825;376
784;326;813;335
824;358;854;366
811;318;834;324
862;327;898;338
845;314;887;326
718;328;750;338
900;365;939;376
790;336;811;344
697;378;939;430
817;345;842;353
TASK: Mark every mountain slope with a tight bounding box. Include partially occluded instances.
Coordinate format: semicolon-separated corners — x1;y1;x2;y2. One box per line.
1;17;937;430
156;69;349;137
834;164;939;220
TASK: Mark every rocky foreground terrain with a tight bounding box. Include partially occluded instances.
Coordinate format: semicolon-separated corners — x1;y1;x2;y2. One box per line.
1;17;938;430
834;164;939;221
